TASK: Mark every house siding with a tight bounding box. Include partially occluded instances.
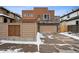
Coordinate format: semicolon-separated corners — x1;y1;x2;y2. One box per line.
0;17;4;23
0;23;8;36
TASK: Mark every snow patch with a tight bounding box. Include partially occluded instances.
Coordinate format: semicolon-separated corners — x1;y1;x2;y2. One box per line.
0;32;44;45
0;32;44;52
47;35;54;39
36;32;43;44
57;44;70;46
0;40;38;44
14;48;23;52
0;48;24;53
59;32;79;40
36;32;44;51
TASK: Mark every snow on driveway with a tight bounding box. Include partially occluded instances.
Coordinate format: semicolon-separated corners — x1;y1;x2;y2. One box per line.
59;32;79;40
0;48;24;53
0;32;43;45
0;32;44;52
0;40;38;44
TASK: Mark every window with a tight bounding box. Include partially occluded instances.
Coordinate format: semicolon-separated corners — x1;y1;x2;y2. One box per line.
43;14;49;20
10;20;13;23
67;15;70;18
4;18;7;23
24;14;33;17
76;21;79;25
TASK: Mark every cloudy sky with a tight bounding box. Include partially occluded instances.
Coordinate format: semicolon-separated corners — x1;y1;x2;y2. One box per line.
4;6;79;16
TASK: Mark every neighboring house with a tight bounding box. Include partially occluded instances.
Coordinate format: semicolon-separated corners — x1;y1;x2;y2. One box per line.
0;7;21;37
0;7;21;23
60;9;79;33
0;7;60;41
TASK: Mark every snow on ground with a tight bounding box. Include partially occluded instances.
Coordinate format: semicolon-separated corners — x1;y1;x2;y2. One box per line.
36;32;44;51
0;32;44;52
0;48;24;53
47;35;54;39
59;32;79;40
0;32;44;45
0;32;54;45
57;44;70;46
0;40;38;44
36;32;44;44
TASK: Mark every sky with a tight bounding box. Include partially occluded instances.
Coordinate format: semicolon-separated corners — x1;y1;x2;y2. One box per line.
4;6;79;16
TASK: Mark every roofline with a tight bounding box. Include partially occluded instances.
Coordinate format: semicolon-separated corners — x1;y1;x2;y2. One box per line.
0;6;21;17
60;8;79;18
10;12;21;18
0;15;15;20
60;15;79;23
0;7;10;12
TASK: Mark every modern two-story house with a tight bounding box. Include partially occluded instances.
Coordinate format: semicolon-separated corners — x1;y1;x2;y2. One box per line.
22;7;60;34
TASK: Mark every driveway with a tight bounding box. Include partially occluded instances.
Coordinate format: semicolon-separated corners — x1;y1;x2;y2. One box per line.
0;34;79;53
39;34;79;53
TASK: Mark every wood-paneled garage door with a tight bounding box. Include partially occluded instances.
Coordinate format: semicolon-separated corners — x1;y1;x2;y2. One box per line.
8;25;20;36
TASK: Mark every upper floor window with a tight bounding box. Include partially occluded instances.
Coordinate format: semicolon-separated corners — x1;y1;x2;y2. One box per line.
67;15;70;18
43;14;49;20
24;14;33;17
76;21;79;25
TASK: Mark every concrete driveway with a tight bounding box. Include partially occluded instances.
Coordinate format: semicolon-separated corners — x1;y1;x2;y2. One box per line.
0;34;79;53
39;34;79;53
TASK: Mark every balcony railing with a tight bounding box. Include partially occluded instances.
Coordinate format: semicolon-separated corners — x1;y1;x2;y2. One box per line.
38;17;59;23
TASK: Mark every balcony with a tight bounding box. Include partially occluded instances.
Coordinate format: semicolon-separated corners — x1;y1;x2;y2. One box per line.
38;17;60;24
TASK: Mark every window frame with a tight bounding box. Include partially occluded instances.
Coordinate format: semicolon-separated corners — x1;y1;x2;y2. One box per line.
43;14;50;20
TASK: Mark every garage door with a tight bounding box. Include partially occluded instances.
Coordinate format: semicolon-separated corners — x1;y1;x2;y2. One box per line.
22;23;37;39
8;25;20;36
40;25;57;33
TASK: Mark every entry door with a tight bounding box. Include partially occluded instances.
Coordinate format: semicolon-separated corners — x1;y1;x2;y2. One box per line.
8;25;20;36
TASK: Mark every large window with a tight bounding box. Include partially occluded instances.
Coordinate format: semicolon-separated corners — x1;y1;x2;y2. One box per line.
43;14;49;20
